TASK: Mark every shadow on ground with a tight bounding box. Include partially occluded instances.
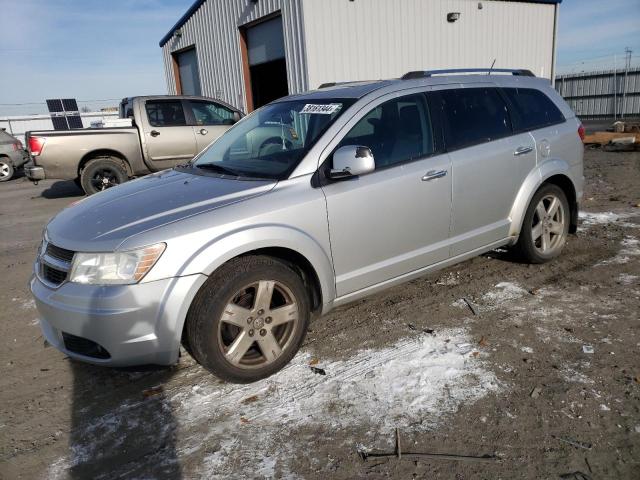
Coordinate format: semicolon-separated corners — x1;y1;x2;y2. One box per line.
40;180;84;199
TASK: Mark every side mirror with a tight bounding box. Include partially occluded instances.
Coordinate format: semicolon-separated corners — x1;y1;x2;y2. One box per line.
232;111;242;123
329;145;375;179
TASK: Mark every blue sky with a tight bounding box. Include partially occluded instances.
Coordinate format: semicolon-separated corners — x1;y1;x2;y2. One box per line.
1;0;639;115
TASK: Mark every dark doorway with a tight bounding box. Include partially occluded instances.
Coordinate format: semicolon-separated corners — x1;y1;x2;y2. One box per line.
173;46;202;96
241;14;289;111
250;58;289;108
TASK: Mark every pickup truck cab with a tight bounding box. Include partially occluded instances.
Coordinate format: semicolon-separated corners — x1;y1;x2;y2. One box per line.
25;95;242;194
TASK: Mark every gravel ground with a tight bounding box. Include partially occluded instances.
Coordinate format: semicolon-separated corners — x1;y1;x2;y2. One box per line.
0;149;639;479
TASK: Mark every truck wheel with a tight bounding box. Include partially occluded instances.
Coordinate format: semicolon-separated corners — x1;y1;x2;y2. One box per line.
0;159;14;182
185;256;310;383
80;157;128;195
514;183;570;264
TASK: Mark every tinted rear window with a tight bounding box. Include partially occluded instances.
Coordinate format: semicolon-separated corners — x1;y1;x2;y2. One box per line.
438;88;511;150
502;87;565;131
145;100;187;127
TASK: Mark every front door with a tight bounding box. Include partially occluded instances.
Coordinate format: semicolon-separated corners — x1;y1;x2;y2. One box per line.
142;99;197;170
321;92;452;297
185;99;238;152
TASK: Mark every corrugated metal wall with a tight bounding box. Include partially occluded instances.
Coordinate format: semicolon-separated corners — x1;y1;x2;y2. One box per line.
301;0;556;89
161;0;308;113
555;68;640;119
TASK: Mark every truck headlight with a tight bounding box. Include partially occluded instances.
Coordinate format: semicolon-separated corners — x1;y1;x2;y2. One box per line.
69;243;165;285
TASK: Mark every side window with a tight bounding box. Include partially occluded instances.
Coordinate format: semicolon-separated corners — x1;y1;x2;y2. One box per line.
503;88;565;132
338;93;433;169
145;100;187;127
439;88;511;150
188;100;236;126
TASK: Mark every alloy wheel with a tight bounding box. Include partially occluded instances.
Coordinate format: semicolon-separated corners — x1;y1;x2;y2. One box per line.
531;194;566;255
0;162;11;179
217;280;299;369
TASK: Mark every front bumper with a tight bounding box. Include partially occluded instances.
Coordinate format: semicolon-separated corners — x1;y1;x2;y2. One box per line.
25;162;45;181
30;271;207;366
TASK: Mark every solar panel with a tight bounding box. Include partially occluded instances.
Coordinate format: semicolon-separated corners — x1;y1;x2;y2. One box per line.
67;115;83;129
46;99;64;113
46;98;82;130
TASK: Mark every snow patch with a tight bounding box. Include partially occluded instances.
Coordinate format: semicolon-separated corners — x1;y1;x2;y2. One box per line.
481;282;529;306
617;273;638;285
598;236;640;266
578;211;639;231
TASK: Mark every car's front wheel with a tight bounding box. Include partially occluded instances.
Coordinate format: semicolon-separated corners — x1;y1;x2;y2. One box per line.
515;183;570;263
185;256;310;383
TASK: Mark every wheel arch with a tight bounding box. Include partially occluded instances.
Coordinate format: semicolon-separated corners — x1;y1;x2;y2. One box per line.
508;159;579;241
78;149;132;177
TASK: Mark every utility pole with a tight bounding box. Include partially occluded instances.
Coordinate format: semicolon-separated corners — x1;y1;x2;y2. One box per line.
621;47;632;119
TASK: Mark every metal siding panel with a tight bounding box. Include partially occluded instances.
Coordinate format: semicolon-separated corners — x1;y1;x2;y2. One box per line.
161;0;306;112
301;0;555;89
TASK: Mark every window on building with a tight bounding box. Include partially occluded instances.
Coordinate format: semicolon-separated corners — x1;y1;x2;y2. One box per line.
145;100;187;127
502;87;565;132
187;100;236;126
438;88;512;150
338;93;434;169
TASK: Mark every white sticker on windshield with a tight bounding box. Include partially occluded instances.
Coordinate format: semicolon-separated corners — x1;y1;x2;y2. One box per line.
300;103;342;114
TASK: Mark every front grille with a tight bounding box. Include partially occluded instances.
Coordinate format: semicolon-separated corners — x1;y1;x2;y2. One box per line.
62;332;111;359
46;243;75;263
42;264;67;285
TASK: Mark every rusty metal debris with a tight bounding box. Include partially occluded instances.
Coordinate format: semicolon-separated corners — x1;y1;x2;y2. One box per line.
357;429;498;463
552;435;592;450
462;297;479;315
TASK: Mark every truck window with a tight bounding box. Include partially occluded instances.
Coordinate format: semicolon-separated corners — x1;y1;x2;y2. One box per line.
145;100;187;127
187;100;236;126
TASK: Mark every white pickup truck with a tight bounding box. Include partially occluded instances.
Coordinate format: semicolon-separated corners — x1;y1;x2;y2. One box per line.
25;95;243;194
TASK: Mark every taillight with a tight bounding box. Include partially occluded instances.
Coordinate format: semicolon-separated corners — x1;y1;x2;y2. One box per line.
28;136;46;156
577;124;585;142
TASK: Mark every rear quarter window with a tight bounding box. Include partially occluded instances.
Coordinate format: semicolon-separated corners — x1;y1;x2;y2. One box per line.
502;88;565;132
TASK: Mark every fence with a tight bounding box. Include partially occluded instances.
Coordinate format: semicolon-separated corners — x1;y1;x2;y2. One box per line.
0;112;119;145
555;67;640;120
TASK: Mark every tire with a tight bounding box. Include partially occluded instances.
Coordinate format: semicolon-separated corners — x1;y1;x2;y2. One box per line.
514;183;570;264
185;256;310;383
0;159;14;182
73;177;82;190
80;157;128;195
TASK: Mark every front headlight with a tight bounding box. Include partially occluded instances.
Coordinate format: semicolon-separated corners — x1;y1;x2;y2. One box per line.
69;243;165;285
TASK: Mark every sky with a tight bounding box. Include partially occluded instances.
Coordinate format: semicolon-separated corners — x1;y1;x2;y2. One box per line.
1;0;639;115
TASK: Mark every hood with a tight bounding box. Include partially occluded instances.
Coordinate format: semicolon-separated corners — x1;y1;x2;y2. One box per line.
46;169;276;252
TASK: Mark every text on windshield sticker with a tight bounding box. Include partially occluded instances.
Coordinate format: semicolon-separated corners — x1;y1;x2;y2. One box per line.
300;103;342;114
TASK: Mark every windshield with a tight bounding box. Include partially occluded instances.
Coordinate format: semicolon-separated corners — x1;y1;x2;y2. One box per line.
190;98;354;179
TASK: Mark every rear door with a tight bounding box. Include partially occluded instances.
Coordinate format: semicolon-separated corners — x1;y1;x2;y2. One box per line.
434;85;536;256
141;99;197;169
185;99;238;152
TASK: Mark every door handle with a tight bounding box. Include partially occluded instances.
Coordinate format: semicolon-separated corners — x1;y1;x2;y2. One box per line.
198;128;208;135
514;145;533;156
422;169;447;181
150;130;160;137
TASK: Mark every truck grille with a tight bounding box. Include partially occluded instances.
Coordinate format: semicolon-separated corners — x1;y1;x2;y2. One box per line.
46;243;75;263
62;332;111;359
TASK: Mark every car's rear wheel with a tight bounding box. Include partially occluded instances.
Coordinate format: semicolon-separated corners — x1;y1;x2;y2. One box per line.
0;159;14;182
514;183;570;263
80;157;128;195
185;256;310;383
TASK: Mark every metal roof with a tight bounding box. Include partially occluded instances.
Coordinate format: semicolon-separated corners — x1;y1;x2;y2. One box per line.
159;0;562;48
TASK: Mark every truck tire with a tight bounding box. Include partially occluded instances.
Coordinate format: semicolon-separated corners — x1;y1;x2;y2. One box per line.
0;158;14;182
80;157;128;195
185;255;310;383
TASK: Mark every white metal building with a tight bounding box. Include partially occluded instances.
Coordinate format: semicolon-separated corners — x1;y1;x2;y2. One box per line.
160;0;561;113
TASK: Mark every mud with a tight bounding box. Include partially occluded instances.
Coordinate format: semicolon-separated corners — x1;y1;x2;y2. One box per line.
1;149;639;479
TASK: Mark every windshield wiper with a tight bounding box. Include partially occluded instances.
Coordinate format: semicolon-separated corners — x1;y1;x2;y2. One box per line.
195;163;241;176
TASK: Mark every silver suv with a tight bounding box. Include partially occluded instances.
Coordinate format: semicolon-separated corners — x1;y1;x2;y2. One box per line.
31;69;584;383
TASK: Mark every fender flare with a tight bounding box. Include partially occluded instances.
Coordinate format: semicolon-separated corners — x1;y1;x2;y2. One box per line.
508;158;574;240
179;224;336;307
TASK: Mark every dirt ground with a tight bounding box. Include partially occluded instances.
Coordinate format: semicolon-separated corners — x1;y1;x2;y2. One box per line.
0;149;638;480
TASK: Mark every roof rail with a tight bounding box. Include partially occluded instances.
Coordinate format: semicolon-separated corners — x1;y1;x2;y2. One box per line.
401;68;535;80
